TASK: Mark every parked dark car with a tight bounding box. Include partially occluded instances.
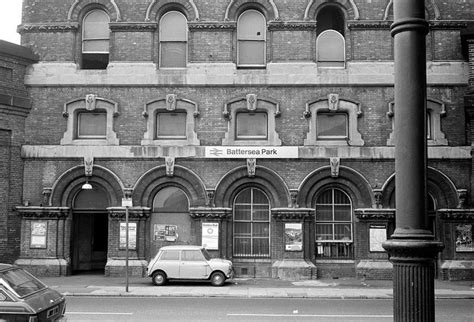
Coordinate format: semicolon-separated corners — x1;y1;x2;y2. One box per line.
0;264;66;321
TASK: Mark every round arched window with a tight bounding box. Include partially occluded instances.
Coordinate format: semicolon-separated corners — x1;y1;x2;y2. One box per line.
233;187;270;257
315;188;353;258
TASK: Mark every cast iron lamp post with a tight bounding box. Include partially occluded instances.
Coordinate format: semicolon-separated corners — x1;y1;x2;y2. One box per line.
382;0;444;321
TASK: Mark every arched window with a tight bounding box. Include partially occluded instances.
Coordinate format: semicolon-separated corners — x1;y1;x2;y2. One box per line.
151;187;191;250
315;188;353;258
316;6;345;67
153;186;189;212
233;187;270;257
237;10;266;67
160;11;187;68
82;9;110;69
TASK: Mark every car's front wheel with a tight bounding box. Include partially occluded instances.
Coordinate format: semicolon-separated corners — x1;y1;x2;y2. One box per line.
210;272;225;286
152;271;167;286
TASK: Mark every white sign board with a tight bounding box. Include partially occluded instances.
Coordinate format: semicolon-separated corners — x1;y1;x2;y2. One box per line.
121;198;133;207
369;225;387;252
202;222;219;250
205;146;298;159
120;222;137;249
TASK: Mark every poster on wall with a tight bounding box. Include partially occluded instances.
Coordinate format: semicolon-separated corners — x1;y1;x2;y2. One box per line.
285;223;303;251
456;224;473;252
30;222;47;248
119;222;137;250
369;225;387;252
201;222;219;250
153;224;179;242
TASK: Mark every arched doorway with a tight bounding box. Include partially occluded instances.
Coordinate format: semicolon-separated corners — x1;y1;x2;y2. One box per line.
72;185;109;272
150;186;191;257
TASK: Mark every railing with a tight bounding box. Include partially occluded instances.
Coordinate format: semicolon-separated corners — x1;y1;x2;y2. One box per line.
315;242;353;259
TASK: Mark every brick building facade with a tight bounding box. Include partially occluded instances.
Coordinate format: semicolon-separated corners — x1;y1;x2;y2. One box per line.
5;0;474;280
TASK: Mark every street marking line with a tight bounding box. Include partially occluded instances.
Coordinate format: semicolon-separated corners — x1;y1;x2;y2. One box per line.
67;312;133;315
228;313;393;318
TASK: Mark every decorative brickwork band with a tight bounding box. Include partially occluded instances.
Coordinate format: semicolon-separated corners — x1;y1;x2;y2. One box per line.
189;207;232;219
15;206;70;218
271;208;314;221
108;207;151;220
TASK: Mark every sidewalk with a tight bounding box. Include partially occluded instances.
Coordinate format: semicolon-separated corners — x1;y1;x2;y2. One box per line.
40;275;474;299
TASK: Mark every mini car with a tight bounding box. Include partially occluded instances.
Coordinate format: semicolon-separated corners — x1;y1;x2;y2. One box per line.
0;264;66;321
147;245;234;286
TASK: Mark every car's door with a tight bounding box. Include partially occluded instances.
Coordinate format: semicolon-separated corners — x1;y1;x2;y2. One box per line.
157;250;180;278
179;250;210;279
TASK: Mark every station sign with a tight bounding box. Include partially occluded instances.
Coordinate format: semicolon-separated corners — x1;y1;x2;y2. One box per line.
205;146;298;159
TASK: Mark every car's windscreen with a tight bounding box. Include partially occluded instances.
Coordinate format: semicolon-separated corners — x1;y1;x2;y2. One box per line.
0;268;46;297
201;248;212;261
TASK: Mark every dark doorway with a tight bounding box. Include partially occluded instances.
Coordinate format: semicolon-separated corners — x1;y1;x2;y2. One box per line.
72;185;109;273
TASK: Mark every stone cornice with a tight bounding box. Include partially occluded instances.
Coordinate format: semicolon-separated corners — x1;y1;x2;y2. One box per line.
267;21;317;31
15;206;70;218
354;208;395;220
189;207;232;219
438;209;474;220
18;23;79;33
188;22;236;30
107;207;151;219
109;22;157;32
271;208;314;221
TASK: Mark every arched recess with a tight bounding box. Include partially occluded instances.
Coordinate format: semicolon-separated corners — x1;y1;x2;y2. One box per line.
68;0;122;21
214;165;290;208
145;0;199;21
383;0;440;21
133;165;207;208
381;167;459;209
297;166;373;208
224;0;279;21
50;165;124;207
304;0;359;21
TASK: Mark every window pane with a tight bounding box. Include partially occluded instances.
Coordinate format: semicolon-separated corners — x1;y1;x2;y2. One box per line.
252;238;269;256
316;205;333;221
238;41;265;65
237;10;265;40
334;205;351;221
153;187;188;212
234;205;251;221
334;224;352;240
253;205;269;221
252;189;268;204
236;112;267;139
83;40;109;53
234;222;251;237
160;42;186;68
317;113;347;139
317;30;344;62
234;238;251;256
83;10;109;39
253;223;269;237
160;250;179;260
77;112;106;138
160;11;187;41
157;112;187;138
316;224;333;240
182;250;204;261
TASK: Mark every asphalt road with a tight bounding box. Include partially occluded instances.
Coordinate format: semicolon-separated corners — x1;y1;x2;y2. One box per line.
64;296;473;321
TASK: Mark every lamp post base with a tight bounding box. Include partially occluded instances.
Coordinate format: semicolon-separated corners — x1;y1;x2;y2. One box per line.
383;239;444;322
